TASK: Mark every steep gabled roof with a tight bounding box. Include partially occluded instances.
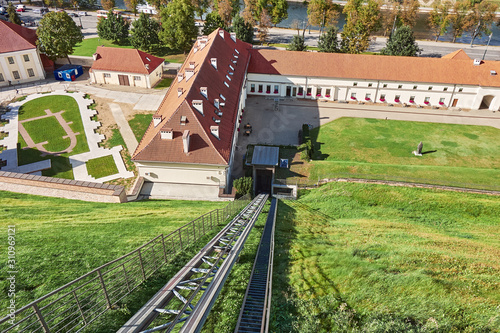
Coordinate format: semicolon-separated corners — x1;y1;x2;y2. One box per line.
0;20;37;53
90;46;164;74
133;29;252;165
441;49;471;60
248;49;500;87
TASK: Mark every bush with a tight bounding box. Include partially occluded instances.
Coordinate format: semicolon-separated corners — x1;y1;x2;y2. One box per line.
300;124;313;160
233;177;253;197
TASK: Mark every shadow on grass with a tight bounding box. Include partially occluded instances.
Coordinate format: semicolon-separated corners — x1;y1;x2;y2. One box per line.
422;150;438;155
17;145;74;178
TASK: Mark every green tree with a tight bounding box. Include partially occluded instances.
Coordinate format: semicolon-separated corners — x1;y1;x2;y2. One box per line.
130;12;160;52
381;25;421;56
270;0;288;25
101;0;115;10
159;0;197;53
398;0;420;28
287;35;307;51
341;0;381;54
7;2;22;25
449;0;472;43
217;0;234;26
257;8;271;44
307;0;339;35
36;12;83;63
466;0;497;47
318;26;340;52
202;11;226;35
244;0;288;25
191;0;210;20
124;0;141;15
233;14;254;43
233;177;253;197
97;10;130;44
428;0;451;42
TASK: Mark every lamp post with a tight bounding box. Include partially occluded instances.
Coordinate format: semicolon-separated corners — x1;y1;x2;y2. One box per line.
482;33;493;60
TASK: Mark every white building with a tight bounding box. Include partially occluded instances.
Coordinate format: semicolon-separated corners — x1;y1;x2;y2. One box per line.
0;20;52;87
90;47;164;88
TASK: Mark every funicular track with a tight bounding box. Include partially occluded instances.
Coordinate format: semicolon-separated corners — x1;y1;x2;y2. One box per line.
234;198;277;333
118;194;268;333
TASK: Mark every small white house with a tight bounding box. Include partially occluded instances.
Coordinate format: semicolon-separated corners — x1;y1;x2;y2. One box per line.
90;47;164;88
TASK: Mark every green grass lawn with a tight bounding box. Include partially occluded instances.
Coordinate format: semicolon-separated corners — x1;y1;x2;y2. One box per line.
154;77;173;89
272;183;500;332
16;95;90;178
305;117;500;190
0;191;227;311
129;114;153;142
72;38;186;63
86;155;118;179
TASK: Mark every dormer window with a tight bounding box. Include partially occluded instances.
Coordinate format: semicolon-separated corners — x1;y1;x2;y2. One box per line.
214;98;220;109
189;61;195;69
180;116;187;125
192;100;203;114
211;58;217;69
200;87;208;98
177;73;183;82
160;128;173;140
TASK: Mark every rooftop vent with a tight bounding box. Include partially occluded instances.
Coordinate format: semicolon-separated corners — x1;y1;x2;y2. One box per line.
153;115;162;127
200;87;207;98
230;32;236;42
210;126;219;139
211;58;217;70
180;115;187;125
224;81;229;88
219;30;224;39
160;128;173;140
229;64;234;71
177;88;183;97
193;47;198;54
220;93;226;101
92;53;99;61
234;48;239;54
177;73;183;82
491;70;497;75
474;58;482;66
189;61;195;69
212;117;221;124
214;98;220;109
146;57;151;62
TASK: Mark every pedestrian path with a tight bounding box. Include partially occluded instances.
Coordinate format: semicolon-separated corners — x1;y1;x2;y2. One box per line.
109;103;138;153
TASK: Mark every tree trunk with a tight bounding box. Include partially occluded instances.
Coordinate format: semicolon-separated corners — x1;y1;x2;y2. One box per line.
435;34;440;42
452;35;457;43
67;55;72;64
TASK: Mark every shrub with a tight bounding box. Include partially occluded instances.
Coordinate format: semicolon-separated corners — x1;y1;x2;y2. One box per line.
233;177;253;197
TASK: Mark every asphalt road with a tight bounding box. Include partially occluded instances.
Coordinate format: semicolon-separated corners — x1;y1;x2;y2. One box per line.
13;4;500;60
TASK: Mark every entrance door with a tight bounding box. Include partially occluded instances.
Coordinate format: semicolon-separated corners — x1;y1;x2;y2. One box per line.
452;99;458;107
286;86;291;97
292;87;297;97
118;75;130;86
255;169;273;194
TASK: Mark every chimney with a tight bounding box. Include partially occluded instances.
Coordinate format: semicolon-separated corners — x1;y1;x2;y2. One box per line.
192;100;203;114
182;130;190;153
210;126;219;139
177;73;183;82
177;88;183;97
200;87;207;98
153;115;161;127
473;59;482;66
211;58;217;70
160;128;173;140
189;61;195;69
185;69;194;81
92;53;99;61
230;32;236;42
214;98;219;109
219;30;224;39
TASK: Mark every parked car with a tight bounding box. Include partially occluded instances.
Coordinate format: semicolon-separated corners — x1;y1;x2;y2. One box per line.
16;4;25;12
0;6;5;14
34;7;49;14
78;11;88;16
68;12;78;17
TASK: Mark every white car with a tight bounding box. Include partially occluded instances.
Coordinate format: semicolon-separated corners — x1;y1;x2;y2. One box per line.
78;11;88;16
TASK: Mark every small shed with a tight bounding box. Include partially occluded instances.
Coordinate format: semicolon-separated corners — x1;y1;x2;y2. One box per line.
54;64;83;81
251;146;279;194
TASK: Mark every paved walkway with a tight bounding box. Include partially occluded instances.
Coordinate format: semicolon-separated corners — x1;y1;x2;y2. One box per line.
109;103;138;153
0;91;134;182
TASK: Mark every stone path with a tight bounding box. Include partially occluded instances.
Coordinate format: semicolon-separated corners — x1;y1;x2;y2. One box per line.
0;91;134;182
109;103;138;153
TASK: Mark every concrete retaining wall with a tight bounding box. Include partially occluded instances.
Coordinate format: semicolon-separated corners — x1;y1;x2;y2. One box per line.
0;171;127;203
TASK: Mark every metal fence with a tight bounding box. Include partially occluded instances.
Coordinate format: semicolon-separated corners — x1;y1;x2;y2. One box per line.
0;195;251;333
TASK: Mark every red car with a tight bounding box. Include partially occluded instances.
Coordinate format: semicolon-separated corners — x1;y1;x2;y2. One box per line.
16;5;25;12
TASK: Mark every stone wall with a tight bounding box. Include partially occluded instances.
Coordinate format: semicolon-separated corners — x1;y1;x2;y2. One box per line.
0;171;127;203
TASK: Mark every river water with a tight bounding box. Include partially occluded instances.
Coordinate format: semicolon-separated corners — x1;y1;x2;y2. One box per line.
110;0;500;46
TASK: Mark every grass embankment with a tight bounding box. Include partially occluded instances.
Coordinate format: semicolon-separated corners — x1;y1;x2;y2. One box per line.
129;113;153;142
272;182;500;332
279;117;500;191
17;95;90;179
86;155;118;178
0;191;226;311
72;38;186;63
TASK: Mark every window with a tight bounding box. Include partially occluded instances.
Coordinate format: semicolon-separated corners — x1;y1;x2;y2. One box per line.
316;87;322;97
443;87;448;91
274;85;279;94
0;73;4;82
380;94;386;101
368;83;372;87
12;71;20;80
23;55;30;62
27;68;35;77
250;84;255;93
383;83;387;88
258;84;263;93
365;93;371;101
395;95;400;102
351;92;356;100
266;85;271;93
424;97;430;104
8;57;14;64
325;88;331;97
439;97;445;105
458;88;463;92
104;73;111;78
409;96;415;102
413;85;417;90
298;87;304;96
133;76;141;80
398;84;402;89
307;87;312;96
353;82;358;86
428;86;433;90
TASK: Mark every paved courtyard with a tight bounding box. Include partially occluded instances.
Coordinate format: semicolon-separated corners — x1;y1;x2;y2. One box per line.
231;96;500;179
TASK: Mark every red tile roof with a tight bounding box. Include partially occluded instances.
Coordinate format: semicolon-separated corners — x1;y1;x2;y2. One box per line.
90;46;164;74
248;49;500;87
133;29;252;165
0;20;37;53
442;49;471;60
